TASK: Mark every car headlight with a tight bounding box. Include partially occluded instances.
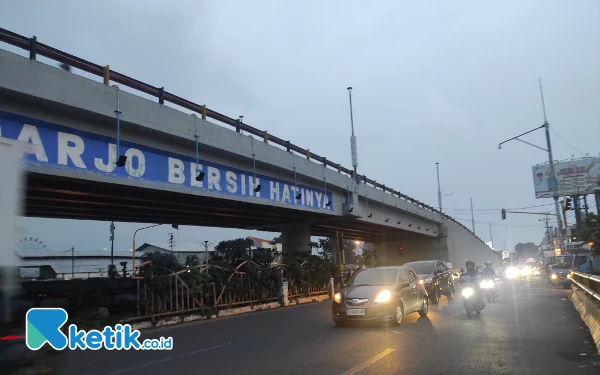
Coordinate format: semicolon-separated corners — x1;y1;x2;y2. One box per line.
551;273;557;280
374;290;392;303
533;269;540;275
334;292;342;304
462;287;474;298
506;267;518;279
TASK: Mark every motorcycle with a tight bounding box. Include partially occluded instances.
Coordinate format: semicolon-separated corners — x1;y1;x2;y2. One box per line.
480;278;497;303
461;276;486;318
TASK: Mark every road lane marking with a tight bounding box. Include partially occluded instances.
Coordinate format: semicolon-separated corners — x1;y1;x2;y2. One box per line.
107;342;232;375
340;348;396;375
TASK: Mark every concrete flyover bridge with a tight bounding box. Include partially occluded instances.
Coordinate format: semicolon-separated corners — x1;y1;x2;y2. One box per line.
0;28;499;267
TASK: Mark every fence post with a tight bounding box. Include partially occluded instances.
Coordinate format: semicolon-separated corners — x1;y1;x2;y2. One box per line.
29;36;37;60
281;280;289;306
103;65;110;85
158;87;164;104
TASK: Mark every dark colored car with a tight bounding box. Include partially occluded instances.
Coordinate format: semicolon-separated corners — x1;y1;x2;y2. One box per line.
1;272;64;375
332;266;428;326
403;260;454;304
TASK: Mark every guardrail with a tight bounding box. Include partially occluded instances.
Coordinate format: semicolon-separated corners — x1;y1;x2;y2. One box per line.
0;27;489;246
570;271;600;302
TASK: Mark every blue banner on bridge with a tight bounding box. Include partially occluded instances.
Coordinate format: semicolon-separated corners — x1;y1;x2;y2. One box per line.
0;111;333;211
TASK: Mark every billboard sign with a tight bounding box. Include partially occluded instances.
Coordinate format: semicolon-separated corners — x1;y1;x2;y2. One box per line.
532;158;600;198
502;251;509;259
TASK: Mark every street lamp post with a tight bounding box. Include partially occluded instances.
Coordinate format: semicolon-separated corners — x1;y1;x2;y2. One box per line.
470;198;475;233
347;87;358;179
131;224;162;276
202;240;214;264
498;79;565;254
436;163;442;212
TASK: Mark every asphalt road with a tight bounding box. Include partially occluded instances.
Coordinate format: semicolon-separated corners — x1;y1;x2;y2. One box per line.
56;277;600;375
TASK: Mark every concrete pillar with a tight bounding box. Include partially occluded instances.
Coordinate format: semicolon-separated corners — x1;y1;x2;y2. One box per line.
281;221;311;261
280;280;289;306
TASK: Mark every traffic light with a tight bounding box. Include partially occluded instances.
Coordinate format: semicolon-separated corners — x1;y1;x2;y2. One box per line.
398;246;404;255
501;208;506;220
565;198;572;211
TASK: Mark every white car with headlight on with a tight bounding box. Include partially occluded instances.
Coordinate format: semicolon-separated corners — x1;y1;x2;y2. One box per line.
332;266;429;326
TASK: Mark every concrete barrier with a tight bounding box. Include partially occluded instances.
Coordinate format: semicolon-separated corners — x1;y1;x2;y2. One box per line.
570;285;600;355
130;294;330;331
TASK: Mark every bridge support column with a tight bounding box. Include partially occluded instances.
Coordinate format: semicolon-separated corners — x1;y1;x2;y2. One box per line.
367;237;449;266
281;221;311;262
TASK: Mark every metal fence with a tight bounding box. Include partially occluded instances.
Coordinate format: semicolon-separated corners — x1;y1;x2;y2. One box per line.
571;271;600;301
0;27;489;246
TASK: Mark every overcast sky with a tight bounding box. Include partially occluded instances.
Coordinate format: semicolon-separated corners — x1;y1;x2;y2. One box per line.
2;0;599;254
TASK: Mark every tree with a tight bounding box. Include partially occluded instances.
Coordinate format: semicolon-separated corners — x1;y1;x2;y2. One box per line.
185;254;200;267
514;242;537;261
356;248;381;268
580;213;600;255
212;238;254;265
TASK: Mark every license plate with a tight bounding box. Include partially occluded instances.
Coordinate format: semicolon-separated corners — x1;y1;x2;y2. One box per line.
346;309;365;316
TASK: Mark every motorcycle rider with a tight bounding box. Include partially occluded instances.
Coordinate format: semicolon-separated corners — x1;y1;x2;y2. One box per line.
462;260;479;278
461;260;484;305
482;261;499;298
482;261;495;278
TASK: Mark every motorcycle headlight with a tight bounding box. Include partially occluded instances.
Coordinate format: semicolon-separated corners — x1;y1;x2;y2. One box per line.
374;290;392;303
480;280;494;289
462;287;474;298
334;292;342;304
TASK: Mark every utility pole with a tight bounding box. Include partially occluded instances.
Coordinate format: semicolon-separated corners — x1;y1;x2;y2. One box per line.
347;87;358;179
109;221;115;265
488;222;493;249
71;246;75;278
470;198;475;233
497;79;565;254
202;240;213;264
583;195;589;215
168;233;174;252
436;162;442;212
574;195;582;229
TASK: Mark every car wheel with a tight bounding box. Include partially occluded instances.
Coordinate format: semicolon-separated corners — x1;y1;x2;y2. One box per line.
430;288;440;305
446;284;455;300
394;303;404;325
418;297;428;317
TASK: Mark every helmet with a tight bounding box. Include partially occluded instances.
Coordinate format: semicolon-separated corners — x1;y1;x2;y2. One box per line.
485;261;492;267
465;260;475;270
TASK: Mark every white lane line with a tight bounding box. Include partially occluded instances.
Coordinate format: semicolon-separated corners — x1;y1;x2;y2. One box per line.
108;342;232;375
340;348;396;375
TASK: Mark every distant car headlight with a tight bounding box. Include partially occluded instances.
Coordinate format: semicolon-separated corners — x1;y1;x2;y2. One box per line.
374;290;392;303
418;279;424;285
480;280;495;289
462;287;474;298
533;269;540;275
506;267;518;279
551;273;557;280
334;292;342;304
567;273;572;279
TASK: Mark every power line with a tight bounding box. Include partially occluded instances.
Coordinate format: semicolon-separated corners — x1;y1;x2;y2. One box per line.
550;128;586;155
444;203;554;212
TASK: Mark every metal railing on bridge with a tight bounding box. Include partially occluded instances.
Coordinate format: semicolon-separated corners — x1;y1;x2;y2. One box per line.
0;27;487;245
571;271;600;302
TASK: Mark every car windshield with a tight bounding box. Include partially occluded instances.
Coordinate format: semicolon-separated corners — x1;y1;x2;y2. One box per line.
404;262;434;274
349;268;398;286
554;256;572;269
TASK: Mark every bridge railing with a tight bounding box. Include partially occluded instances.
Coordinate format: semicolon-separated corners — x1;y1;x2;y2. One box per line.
0;27;488;246
571;271;600;302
